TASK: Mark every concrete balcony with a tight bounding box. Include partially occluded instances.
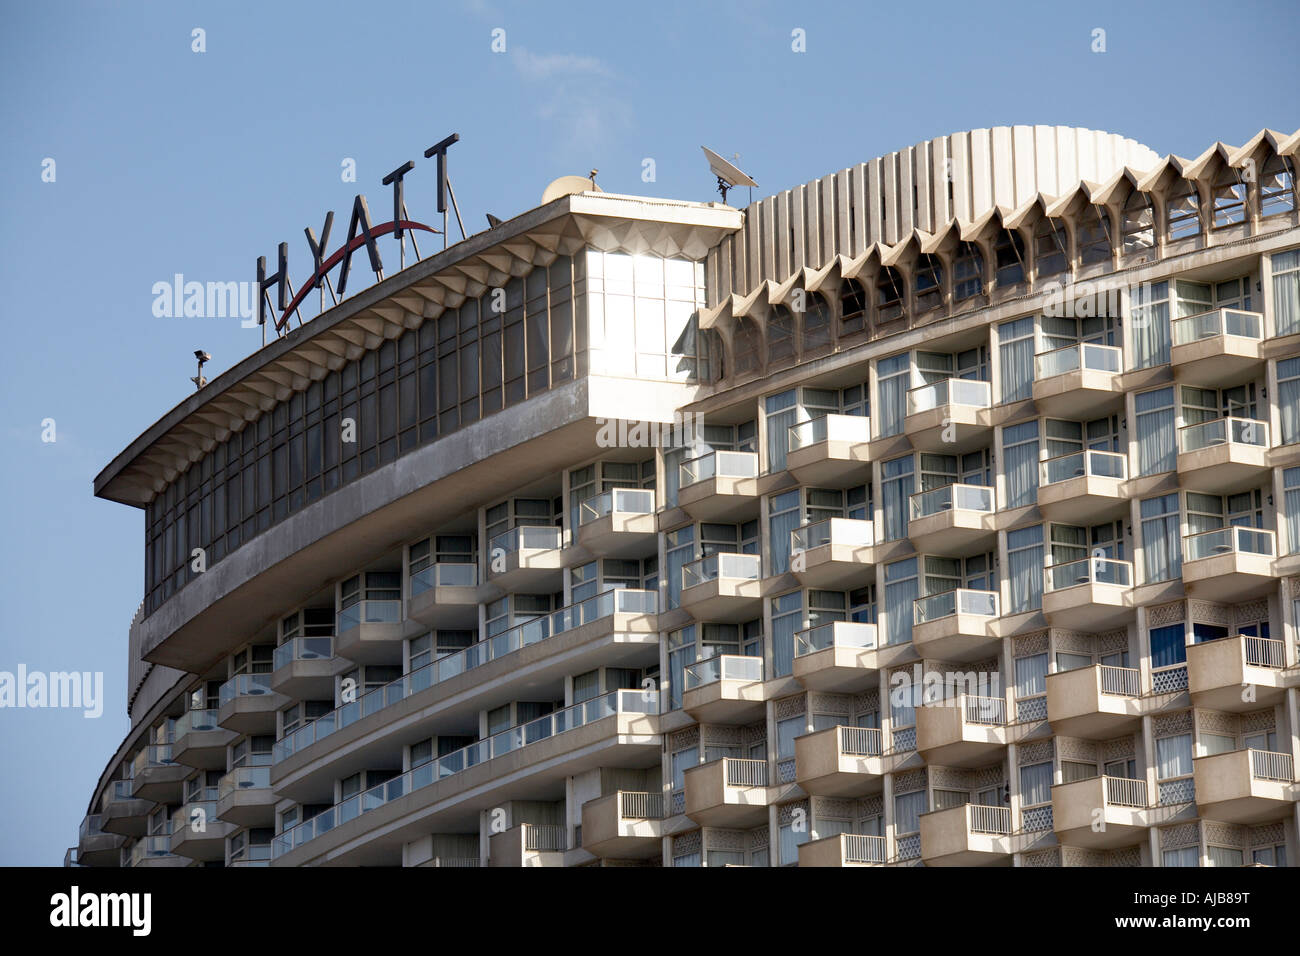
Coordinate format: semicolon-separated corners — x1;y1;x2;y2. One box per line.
915;695;1009;766
1170;308;1265;386
683;757;769;828
1046;664;1144;738
335;598;406;665
789;518;875;589
77;815;127;866
488;823;567;867
130;744;187;804
793;621;878;692
127;835;188;868
907;484;995;552
217;673;286;735
271;636;346;699
681;655;764;724
795;725;900;797
1176;417;1270;493
406;563;479;629
576;488;657;558
920;803;1015;866
217;765;276;827
1042;558;1135;629
1052;775;1152;849
100;780;152;837
904;378;992;452
679;553;761;622
676;450;760;522
786;415;871;485
1181;526;1276;601
1037;450;1127;524
1032;343;1124;418
1188;633;1290;711
798;832;885;867
911;589;1000;662
169;802;235;862
172;708;237;770
1193;749;1297;824
580;791;664;860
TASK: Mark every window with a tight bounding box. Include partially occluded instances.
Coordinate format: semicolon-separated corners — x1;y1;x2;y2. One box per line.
733;317;760;374
1285;468;1300;555
1149;624;1187;669
1166;180;1201;240
1253;845;1288;867
913;255;943;313
840;278;867;334
997;317;1035;404
1260;155;1296;218
883;558;918;646
1122;190;1155;255
1020;761;1053;807
876;352;910;438
1130;280;1170;369
953;244;983;300
1033;219;1067;279
1140;493;1181;583
1007;525;1044;613
767;304;796;364
1015;653;1048;699
1273;250;1300;337
1162;846;1199;867
1212;168;1247;227
1155;732;1193;804
994;229;1026;286
664;526;694;611
876;267;904;322
881;455;914;542
1001;420;1039;508
764;390;797;474
768;489;801;575
1078;205;1112;266
770;592;802;678
802;292;832;350
1135;387;1175;475
893;789;927;837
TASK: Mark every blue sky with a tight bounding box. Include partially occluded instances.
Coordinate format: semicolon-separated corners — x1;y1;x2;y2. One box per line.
0;0;1295;866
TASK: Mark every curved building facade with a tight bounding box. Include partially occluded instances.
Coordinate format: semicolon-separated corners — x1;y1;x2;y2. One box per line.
73;125;1300;868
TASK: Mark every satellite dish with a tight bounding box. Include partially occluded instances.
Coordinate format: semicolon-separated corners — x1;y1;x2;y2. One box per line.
541;174;603;205
701;146;757;204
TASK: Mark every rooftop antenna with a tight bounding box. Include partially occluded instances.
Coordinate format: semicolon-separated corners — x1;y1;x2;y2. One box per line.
701;146;757;206
191;350;211;391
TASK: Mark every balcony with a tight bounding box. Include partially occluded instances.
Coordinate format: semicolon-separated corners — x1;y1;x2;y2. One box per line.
793;621;878;692
335;596;406;664
1037;450;1127;524
271;636;344;699
486;525;565;592
217;673;286;735
904;378;992;452
1193;749;1297;824
77;814;126;867
488;823;567;867
679;553;761;622
1046;664;1144;738
795;725;896;797
1171;308;1265;385
1042;557;1134;629
581;791;665;860
172;708;236;770
907;484;995;552
1052;775;1152;849
1176;418;1270;492
130;745;187;804
217;765;276;827
676;450;760;522
407;562;479;628
915;694;1008;766
100;779;152;837
577;488;657;557
787;415;871;485
798;832;886;867
169;802;235;862
920;803;1016;866
911;589;1000;662
1181;526;1275;602
1188;633;1290;711
789;518;875;588
126;835;187;868
681;655;764;724
1032;343;1123;418
683;757;769;828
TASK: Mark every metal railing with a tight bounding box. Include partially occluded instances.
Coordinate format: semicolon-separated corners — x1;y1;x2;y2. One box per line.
272;636;334;671
1184;525;1275;561
1035;342;1122;378
1040;448;1126;485
275;588;657;762
409;562;477;595
618;791;665;820
723;757;768;787
790;516;874;552
842;833;886;863
839;725;883;756
795;621;876;656
579;488;655;525
1104;775;1148;808
788;413;870;451
1099;664;1141;697
681;552;761;590
909;482;994;519
218;672;274;706
1171;307;1263;345
522;823;566;852
1044;556;1133;591
914;588;998;624
1244;636;1286;668
906;377;992;415
963;695;1007;725
968;804;1012;835
683;654;763;689
1178;416;1269;453
679;449;759;487
337;598;401;632
1249;749;1294;782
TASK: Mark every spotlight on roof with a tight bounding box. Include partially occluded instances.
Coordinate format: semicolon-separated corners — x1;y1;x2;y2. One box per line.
701;146;757;205
192;350;211;391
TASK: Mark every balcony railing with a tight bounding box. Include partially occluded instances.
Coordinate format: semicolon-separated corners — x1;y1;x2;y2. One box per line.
488;524;563;559
683;654;763;689
679;449;758;487
1171;307;1263;345
273;690;657;857
1152;665;1188;693
409;562;477;596
107;779;135;803
522;823;567;852
1104;775;1148;808
579;488;655;525
1040;449;1126;485
131;744;176;777
129;835;173;865
968;804;1012;835
1249;749;1294;782
1244;636;1286;668
790;516;874;552
79;814;104;840
843;833;886;863
722;757;768;787
1099;665;1140;697
172;801;216;834
906;377;991;415
275;588;657;761
219;765;271;799
1183;526;1275;562
218;673;274;706
174;708;220;736
963;695;1007;726
681;552;761;590
795;621;876;657
1044;557;1133;591
909;482;994;519
337;598;401;632
272;636;334;672
1178;416;1269;453
913;588;998;625
618;791;665;820
1034;342;1122;378
788;413;870;451
839;725;883;757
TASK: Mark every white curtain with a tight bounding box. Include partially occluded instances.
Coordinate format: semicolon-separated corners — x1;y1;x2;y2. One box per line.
1156;734;1193;780
1007;525;1044;613
877;354;910;437
894;790;927;835
1015;654;1048;698
1286;468;1300;556
1162;847;1198;867
779;824;807;865
884;565;918;646
766;407;797;474
1141;494;1180;583
1132;299;1171;369
1020;761;1053;806
1135;388;1175;475
881;458;914;542
1207;846;1244;867
1273;253;1300;336
998;317;1035;403
1002;422;1039;508
1279;357;1300;446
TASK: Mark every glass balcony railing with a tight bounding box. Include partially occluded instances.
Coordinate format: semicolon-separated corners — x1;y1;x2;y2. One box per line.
906;378;991;416
273;689;657;858
794;621;876;657
790;517;873;552
913;588;999;625
107;779;135;803
1044;557;1133;591
1183;526;1275;562
79;814;104;840
171;801;216;835
272;637;334;672
681;552;761;590
1178;416;1269;453
787;413;870;451
579;488;655;526
274;588;657;762
218;673;274;707
682;654;763;689
219;765;272;799
909;482;994;519
1171;307;1263;345
174;708;220;737
131;744;176;777
1039;449;1126;485
337;598;402;632
488;525;563;559
1034;342;1121;379
129;835;173;865
679;450;758;488
409;562;477;596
